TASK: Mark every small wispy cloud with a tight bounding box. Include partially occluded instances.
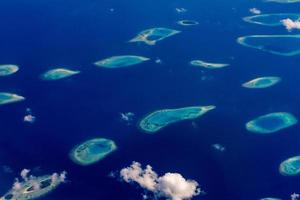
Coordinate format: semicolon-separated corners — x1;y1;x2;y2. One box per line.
119;161;201;200
249;8;261;15
281;18;300;31
20;168;30;181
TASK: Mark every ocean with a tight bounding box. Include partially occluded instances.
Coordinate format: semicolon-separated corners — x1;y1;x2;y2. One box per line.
0;0;300;199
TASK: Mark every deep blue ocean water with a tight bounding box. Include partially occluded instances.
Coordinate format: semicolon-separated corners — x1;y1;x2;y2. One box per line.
0;0;300;199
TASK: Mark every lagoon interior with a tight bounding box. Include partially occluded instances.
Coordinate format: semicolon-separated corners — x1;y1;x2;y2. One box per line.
0;0;300;200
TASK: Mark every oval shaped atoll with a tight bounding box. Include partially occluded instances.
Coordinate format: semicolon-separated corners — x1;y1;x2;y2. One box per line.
190;60;229;69
279;156;300;176
243;13;300;26
70;138;117;166
237;35;300;56
260;198;282;200
139;105;216;133
129;27;181;45
94;55;150;68
41;68;80;80
246;112;298;134
0;64;19;76
177;20;199;26
0;92;25;105
242;76;281;89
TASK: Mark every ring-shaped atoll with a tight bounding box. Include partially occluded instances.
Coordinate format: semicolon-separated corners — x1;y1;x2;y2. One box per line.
0;92;25;105
94;55;150;68
70;138;117;166
1;174;64;200
190;60;229;69
237;35;300;56
279;156;300;176
139;105;216;133
41;68;80;80
246;112;298;134
0;64;19;76
129;27;180;45
177;20;199;26
243;13;300;26
266;0;300;3
242;77;281;88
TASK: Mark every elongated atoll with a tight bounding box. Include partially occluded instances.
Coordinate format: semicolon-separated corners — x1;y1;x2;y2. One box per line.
41;68;80;80
177;20;199;26
129;27;180;45
243;13;300;26
139;105;216;133
260;198;282;200
242;76;281;88
0;65;19;76
265;0;300;3
190;60;229;69
94;55;150;68
279;156;300;176
246;112;298;134
237;35;300;56
0;170;66;200
0;93;25;105
70;138;117;166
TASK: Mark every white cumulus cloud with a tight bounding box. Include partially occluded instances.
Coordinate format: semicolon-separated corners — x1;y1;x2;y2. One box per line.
120;162;158;191
281;18;300;31
120;162;201;200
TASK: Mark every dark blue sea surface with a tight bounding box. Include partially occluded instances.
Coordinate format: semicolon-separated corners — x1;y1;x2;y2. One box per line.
0;0;300;199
